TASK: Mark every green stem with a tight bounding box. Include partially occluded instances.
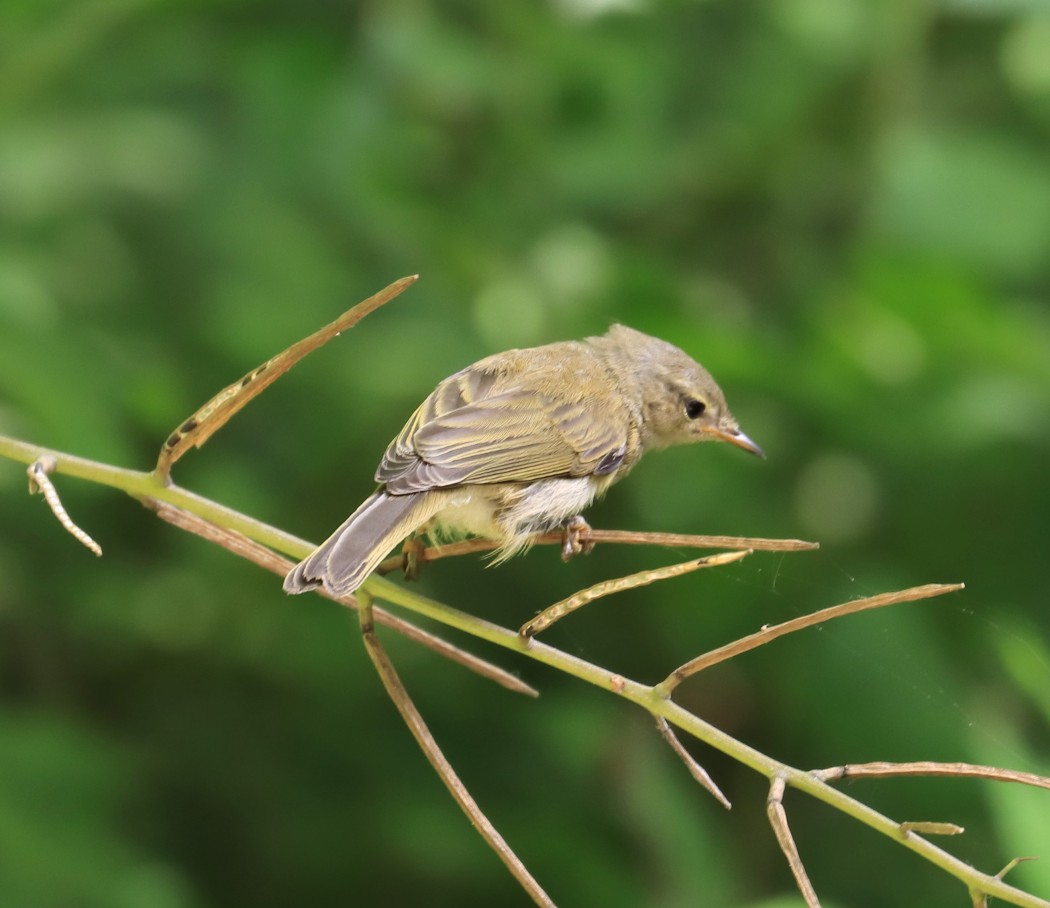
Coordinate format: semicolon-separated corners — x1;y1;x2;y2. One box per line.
1;432;1046;908
0;433;312;558
367;580;1047;908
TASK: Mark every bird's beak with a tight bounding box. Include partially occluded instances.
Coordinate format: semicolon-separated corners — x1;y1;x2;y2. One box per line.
708;426;765;458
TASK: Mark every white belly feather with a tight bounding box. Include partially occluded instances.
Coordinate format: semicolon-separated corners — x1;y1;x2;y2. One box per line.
429;475;610;561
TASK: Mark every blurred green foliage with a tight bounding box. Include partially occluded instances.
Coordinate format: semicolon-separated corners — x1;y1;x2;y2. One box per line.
1;0;1049;906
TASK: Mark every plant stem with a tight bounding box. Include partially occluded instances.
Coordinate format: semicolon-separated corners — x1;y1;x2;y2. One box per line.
0;433;312;558
1;432;1047;908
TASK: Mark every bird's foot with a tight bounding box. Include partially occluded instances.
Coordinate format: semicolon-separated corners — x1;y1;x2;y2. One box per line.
561;515;595;562
401;534;427;581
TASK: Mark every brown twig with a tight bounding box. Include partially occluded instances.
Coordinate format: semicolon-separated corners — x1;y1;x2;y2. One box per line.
155;274;418;480
768;776;821;908
144;497;538;698
519;550;750;638
378;529;817;576
355;589;556;908
655;716;731;810
813;761;1050;791
27;455;102;556
656;583;965;697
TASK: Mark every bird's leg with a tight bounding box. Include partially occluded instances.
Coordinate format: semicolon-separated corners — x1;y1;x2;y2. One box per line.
401;533;427;581
561;515;595;562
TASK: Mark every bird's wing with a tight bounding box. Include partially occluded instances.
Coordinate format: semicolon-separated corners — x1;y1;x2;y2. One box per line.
376;363;628;494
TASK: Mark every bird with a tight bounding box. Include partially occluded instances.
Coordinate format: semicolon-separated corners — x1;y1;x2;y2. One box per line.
283;324;763;598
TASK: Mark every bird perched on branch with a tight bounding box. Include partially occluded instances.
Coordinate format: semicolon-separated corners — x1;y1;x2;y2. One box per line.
284;324;762;598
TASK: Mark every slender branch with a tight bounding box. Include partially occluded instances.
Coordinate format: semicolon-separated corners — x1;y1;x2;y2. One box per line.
3;436;1048;908
973;866;1039;908
999;860;1039;882
655;583;965;697
654;716;731;810
362;579;1049;908
27;455;102;556
156;275;418;479
768;776;821;908
1;433;310;556
378;529;817;575
519;550;751;638
355;589;556;908
144;497;538;698
814;761;1050;791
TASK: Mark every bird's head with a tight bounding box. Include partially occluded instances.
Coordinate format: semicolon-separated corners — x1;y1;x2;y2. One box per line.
600;324;764;458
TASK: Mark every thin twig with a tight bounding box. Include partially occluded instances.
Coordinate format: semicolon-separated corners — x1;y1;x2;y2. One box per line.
656;583;965;696
27;455;102;556
813;761;1050;791
379;529;817;575
519;550;750;638
156;275;418;479
970;869;1040;908
654;716;731;810
999;859;1039;881
538;529;818;552
145;497;538;698
768;776;821;908
355;589;556;908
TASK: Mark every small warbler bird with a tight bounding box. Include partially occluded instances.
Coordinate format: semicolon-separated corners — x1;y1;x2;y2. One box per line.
284;324;762;597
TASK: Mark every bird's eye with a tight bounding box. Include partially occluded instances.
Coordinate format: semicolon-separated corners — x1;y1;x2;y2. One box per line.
684;398;706;419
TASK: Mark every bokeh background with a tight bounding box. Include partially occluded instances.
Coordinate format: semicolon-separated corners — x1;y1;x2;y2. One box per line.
1;1;1049;906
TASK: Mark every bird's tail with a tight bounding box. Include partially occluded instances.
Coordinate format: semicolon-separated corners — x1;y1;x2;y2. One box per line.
283;490;440;597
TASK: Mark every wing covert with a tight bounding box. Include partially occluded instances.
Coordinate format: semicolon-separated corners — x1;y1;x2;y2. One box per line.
376;365;628;494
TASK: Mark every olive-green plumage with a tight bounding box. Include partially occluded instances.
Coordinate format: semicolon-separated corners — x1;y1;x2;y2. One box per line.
284;324;761;597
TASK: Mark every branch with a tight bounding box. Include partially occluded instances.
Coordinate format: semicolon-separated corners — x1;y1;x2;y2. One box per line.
655;716;731;810
814;761;1050;791
3;274;1047;908
656;583;965;696
768;776;820;908
356;589;555;908
27;455;102;556
3;437;1048;907
378;529;817;576
519;550;751;638
156;275;418;479
144;497;537;697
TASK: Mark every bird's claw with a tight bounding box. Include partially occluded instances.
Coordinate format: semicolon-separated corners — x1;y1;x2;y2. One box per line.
561;516;594;562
